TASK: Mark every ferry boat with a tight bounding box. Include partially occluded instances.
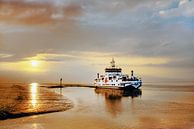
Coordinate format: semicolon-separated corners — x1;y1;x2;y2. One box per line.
94;58;142;89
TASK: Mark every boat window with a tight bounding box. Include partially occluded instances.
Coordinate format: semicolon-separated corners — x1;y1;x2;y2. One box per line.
122;77;127;81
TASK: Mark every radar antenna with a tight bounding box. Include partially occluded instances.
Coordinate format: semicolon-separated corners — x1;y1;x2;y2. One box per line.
110;58;116;68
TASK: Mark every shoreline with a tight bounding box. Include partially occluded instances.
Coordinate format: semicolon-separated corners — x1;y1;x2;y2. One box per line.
0;84;194;129
0;84;73;120
40;83;96;89
1;83;194;120
41;83;194;91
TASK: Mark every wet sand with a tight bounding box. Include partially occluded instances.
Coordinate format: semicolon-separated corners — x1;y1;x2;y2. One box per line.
0;84;72;120
0;84;194;129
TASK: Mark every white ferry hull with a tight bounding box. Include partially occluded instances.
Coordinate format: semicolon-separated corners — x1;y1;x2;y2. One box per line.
94;59;142;90
95;80;142;90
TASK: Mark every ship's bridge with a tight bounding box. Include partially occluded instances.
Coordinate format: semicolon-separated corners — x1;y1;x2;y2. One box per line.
105;68;122;73
105;58;122;73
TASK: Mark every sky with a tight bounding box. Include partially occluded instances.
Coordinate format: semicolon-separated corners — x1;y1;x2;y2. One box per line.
0;0;194;83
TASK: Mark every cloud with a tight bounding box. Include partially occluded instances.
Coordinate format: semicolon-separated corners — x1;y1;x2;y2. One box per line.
0;0;194;82
0;1;83;25
151;58;194;69
179;0;189;6
159;0;194;18
0;1;52;24
25;53;79;62
0;53;13;58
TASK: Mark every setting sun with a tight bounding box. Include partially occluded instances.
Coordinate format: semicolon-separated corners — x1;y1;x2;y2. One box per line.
31;60;38;67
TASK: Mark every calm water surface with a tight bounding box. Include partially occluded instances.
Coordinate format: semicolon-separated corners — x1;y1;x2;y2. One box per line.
50;86;194;128
0;85;194;129
54;87;142;118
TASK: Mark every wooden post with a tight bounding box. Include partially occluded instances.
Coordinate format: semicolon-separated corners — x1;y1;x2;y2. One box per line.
60;78;62;86
60;78;62;94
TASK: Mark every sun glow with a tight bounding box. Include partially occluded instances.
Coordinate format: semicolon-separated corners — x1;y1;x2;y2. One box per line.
31;60;38;67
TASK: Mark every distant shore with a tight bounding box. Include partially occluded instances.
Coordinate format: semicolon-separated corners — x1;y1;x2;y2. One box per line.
41;83;194;90
0;84;73;120
41;83;96;89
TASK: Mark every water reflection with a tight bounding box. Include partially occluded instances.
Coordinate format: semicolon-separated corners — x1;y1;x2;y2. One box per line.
95;88;142;99
95;88;142;117
30;83;38;108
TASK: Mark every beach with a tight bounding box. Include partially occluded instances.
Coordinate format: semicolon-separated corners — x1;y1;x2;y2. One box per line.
0;83;72;120
0;83;194;129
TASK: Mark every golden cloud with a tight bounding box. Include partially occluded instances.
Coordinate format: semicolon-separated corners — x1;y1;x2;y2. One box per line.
0;1;82;25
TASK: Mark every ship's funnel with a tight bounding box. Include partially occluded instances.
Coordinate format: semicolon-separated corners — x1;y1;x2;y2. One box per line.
131;70;134;77
97;73;99;79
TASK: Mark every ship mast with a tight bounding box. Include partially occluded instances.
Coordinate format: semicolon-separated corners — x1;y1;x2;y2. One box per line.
110;58;116;68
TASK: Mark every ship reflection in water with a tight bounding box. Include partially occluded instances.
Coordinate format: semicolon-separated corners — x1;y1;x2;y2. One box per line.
95;88;142;99
95;88;142;116
52;87;143;117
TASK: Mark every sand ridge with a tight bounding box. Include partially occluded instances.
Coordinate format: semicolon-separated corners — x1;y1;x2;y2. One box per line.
0;84;73;120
